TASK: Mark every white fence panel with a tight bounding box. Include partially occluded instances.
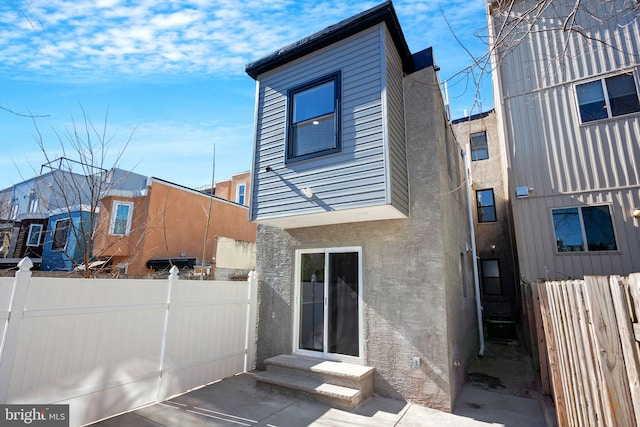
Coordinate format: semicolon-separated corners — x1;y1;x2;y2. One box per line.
0;276;14;363
159;278;251;400
0;260;258;427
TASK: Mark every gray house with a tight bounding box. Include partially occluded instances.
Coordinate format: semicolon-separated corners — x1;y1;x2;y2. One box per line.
488;0;640;283
245;1;479;411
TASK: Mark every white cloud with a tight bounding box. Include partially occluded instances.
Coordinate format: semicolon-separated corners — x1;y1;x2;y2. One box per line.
0;0;489;83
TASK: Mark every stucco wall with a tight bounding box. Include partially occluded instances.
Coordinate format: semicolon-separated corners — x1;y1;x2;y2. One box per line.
215;236;256;270
94;180;257;274
255;66;476;411
452;111;519;317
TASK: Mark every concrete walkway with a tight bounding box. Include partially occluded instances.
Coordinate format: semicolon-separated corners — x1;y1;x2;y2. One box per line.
92;370;549;426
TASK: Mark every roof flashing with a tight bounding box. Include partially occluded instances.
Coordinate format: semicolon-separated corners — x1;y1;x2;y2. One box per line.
245;1;413;79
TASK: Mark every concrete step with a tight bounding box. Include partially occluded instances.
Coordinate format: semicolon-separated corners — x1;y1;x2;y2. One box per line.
256;354;375;411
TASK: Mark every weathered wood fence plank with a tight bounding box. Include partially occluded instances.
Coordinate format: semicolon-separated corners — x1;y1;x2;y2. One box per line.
584;276;635;426
529;274;640;426
538;282;570;427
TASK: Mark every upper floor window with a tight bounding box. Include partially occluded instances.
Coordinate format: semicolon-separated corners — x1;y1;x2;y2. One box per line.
576;72;640;123
552;205;617;252
51;218;71;251
476;189;496;222
27;224;43;246
28;191;38;213
110;201;133;236
471;131;489;161
286;72;341;163
236;183;246;205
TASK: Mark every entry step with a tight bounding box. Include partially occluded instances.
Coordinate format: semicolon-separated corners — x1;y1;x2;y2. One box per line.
256;354;374;411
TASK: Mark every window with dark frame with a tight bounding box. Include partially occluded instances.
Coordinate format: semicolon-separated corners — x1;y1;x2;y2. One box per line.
286;72;341;162
552;205;617;252
481;259;502;295
470;131;489;161
26;224;43;247
476;189;496;222
51;218;71;251
576;72;640;123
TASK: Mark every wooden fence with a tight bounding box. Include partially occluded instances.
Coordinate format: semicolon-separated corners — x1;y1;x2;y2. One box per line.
0;258;258;427
522;274;640;427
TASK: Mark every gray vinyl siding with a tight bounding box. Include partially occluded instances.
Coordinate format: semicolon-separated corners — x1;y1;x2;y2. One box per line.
383;26;409;216
492;0;640;280
250;24;405;222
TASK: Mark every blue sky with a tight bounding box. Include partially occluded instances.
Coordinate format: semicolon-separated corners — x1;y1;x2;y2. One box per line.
0;0;491;190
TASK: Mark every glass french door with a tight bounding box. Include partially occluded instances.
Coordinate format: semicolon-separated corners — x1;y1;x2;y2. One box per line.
296;248;362;360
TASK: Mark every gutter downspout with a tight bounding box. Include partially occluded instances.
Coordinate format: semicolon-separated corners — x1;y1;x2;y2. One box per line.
464;144;485;357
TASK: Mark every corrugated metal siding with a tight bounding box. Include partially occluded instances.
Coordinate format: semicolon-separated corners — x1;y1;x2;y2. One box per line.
250;25;393;222
497;0;640;98
383;26;409;216
513;190;640;281
493;0;640;281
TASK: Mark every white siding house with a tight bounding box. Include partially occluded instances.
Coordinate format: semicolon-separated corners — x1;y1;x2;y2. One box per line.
488;0;640;282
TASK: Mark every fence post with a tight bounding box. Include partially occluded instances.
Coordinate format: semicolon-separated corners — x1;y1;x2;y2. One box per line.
245;271;258;372
157;265;179;402
0;257;33;403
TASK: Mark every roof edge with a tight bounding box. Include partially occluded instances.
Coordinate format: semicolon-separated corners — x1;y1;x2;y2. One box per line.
245;1;413;79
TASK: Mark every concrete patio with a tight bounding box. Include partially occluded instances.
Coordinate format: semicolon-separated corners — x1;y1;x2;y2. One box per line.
91;341;553;427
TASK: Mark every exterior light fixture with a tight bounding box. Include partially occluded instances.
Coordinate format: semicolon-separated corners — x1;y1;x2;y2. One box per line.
301;187;313;198
632;208;640;218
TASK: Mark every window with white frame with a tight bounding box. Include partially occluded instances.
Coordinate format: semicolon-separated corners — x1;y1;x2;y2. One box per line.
471;131;489;161
110;201;133;236
576;72;640;123
10;199;18;220
287;72;341;162
236;183;246;205
51;218;71;251
552;205;617;252
26;224;43;246
28;191;38;213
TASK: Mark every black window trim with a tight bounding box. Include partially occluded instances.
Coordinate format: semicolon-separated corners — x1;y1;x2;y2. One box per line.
285;71;342;164
51;217;71;252
470;131;489;161
480;258;502;296
476;188;497;223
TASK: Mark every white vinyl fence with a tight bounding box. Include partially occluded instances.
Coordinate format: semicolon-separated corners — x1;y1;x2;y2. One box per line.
0;258;258;427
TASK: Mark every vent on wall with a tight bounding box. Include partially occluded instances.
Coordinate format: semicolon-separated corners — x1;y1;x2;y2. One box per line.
515;187;530;198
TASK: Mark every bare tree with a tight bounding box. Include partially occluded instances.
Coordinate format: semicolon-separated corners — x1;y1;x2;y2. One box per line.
32;107;135;277
441;0;640;118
